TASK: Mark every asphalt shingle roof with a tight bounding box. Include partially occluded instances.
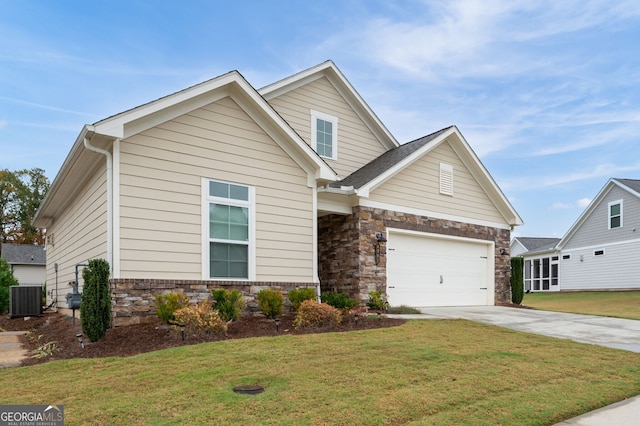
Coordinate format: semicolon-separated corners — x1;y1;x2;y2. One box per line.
614;178;640;194
330;126;453;189
0;243;46;265
515;237;560;253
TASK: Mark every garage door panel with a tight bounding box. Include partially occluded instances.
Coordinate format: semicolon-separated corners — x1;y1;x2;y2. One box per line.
387;231;493;307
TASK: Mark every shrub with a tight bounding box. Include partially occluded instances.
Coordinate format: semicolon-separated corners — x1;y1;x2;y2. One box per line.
386;305;421;314
155;293;190;324
0;258;19;314
211;289;246;322
288;287;316;311
173;300;228;337
321;292;357;311
367;291;388;311
511;256;525;305
293;300;342;329
80;258;111;342
257;289;284;319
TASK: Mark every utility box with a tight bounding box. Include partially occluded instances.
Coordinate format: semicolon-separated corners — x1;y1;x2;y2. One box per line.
9;286;42;318
66;292;82;309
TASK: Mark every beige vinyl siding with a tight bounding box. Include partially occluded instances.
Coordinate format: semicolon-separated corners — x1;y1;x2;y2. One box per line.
118;96;314;281
45;162;108;305
371;141;505;224
267;76;388;178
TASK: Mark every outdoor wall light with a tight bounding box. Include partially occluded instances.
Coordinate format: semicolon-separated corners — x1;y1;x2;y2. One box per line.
374;232;387;265
500;248;508;255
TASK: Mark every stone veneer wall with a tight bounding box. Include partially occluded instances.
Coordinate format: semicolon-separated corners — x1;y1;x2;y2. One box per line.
318;206;512;305
111;279;315;326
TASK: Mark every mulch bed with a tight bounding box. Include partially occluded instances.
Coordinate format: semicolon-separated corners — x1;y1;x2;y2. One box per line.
0;310;405;367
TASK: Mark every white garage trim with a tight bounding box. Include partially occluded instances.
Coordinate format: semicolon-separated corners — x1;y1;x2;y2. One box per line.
386;229;495;307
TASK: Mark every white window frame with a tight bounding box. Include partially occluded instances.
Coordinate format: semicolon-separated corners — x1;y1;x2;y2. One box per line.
202;178;256;280
311;110;338;160
608;199;623;229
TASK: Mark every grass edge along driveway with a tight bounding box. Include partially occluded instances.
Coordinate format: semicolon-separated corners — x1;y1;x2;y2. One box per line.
2;319;640;425
523;290;640;320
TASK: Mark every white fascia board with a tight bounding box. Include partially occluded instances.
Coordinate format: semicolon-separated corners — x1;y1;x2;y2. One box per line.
447;127;523;227
612;178;640;199
228;83;336;185
557;179;615;249
94;72;242;138
33;125;95;226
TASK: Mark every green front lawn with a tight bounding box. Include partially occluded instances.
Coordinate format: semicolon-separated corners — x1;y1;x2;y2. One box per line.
2;320;640;425
523;291;640;320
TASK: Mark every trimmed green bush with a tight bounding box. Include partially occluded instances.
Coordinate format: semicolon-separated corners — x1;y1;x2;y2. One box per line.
367;290;388;311
511;256;525;304
293;300;342;329
257;289;284;319
321;292;357;311
80;258;111;342
155;293;190;324
287;287;316;311
211;289;246;322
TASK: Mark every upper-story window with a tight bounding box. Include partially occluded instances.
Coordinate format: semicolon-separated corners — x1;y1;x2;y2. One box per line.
608;200;622;229
204;179;254;279
311;110;338;160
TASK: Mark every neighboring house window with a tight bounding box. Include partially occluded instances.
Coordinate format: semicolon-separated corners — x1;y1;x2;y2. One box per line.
439;163;453;196
204;179;253;279
608;200;622;229
311;110;338;160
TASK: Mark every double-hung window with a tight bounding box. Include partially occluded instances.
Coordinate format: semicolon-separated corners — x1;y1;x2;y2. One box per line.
204;179;253;279
608;200;622;229
311;110;338;160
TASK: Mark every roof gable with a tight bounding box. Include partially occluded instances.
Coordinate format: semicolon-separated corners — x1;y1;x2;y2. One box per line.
511;237;560;254
35;70;338;226
558;178;640;248
259;61;398;152
329;126;522;227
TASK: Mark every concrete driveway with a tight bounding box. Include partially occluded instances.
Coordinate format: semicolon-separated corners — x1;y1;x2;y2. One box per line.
403;306;640;353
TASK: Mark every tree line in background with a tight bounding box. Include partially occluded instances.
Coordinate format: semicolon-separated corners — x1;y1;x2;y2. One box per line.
0;168;50;250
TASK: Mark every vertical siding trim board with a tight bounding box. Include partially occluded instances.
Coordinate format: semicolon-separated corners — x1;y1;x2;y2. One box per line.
110;278;316;326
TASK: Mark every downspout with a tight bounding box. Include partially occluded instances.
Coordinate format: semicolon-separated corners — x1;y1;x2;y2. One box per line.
83;137;113;271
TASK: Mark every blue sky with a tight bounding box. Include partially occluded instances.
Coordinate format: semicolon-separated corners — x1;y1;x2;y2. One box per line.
2;0;640;239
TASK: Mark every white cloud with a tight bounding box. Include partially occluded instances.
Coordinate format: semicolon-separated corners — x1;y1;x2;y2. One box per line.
0;120;6;129
551;202;571;210
576;197;592;208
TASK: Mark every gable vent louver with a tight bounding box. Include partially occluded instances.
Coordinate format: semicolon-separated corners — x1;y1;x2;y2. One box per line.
440;163;453;195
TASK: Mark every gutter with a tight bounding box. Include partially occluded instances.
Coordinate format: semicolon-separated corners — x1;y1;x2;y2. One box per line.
83;135;114;272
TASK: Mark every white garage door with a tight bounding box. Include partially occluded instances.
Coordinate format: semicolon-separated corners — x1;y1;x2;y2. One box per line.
386;231;494;307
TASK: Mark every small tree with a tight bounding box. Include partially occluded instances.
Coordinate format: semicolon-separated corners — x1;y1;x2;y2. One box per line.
81;259;111;342
0;258;19;313
510;256;524;305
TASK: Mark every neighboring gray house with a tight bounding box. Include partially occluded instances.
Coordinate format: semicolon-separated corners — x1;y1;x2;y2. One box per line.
0;243;46;286
511;178;640;292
